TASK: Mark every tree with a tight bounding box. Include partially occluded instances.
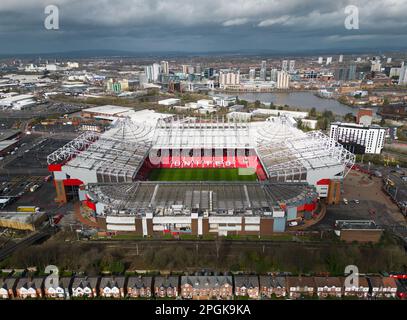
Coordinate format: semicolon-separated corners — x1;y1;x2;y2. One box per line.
254;100;261;109
344;113;355;122
309;107;317;118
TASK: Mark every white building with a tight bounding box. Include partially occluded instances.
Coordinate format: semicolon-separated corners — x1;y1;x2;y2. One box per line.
318;57;323;64
158;98;181;106
281;60;288;72
326;57;333;65
398;62;407;85
371;60;382;72
251;108;308;119
289;60;295;73
219;70;240;88
144;63;161;82
160;61;169;75
329;122;386;154
226;112;252;121
276;71;290;89
249;68;256;80
212;95;236;107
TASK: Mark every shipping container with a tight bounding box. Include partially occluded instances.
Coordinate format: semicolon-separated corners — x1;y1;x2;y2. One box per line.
16;206;40;213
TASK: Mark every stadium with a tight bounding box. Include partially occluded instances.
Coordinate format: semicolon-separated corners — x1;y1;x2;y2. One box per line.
47;114;355;236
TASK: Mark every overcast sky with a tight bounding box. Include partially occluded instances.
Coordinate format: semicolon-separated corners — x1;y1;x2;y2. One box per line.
0;0;406;54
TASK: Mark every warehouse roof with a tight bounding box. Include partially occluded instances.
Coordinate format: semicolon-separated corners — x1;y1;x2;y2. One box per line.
82;105;132;115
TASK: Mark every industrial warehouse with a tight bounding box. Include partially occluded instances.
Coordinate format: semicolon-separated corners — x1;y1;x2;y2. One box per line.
46;111;356;236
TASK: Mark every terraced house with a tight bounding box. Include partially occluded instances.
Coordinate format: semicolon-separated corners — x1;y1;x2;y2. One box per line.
234;276;260;299
314;277;342;298
99;276;126;298
127;276;153;298
286;277;316;299
154;276;179;298
341;276;370;298
0;278;17;299
15;277;44;299
44;277;73;299
180;275;233;300
259;276;286;298
368;276;398;299
71;277;99;298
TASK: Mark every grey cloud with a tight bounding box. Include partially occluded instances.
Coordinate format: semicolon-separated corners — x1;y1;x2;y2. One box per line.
0;0;406;54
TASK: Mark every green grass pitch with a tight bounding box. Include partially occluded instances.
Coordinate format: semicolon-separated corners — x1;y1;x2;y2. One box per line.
148;168;258;181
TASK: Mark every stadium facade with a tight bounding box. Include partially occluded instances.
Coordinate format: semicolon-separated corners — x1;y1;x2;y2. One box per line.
47;115;355;236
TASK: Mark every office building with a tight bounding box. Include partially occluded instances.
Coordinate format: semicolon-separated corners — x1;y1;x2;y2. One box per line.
326;57;333;65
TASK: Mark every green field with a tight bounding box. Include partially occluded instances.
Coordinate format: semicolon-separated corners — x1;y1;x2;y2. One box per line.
148;168;258;181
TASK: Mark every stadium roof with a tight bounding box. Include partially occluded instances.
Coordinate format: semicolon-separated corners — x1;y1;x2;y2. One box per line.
48;115;355;183
153;116;252;149
87;181;318;216
47;118;155;182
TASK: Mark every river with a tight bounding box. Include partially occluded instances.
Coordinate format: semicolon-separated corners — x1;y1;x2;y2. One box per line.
226;91;378;116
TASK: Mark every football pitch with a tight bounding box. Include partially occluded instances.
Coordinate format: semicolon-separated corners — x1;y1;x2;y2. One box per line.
148;168;258;181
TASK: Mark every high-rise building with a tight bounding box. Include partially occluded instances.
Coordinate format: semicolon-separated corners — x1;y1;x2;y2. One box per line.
387;57;392;64
204;68;214;79
318;57;323;64
249;68;256;81
335;64;357;81
260;61;267;81
160;61;169;75
371;60;382;72
348;64;356;80
398;62;407;85
270;68;278;82
187;66;195;75
182;65;190;75
276;71;290;89
144;65;153;82
219;70;240;88
282;60;288;72
144;64;161;82
195;64;201;74
289;60;295;73
339;55;344;63
259;69;266;81
326;57;333;65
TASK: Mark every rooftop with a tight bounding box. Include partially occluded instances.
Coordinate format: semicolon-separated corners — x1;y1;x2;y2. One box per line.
82;105;132;115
